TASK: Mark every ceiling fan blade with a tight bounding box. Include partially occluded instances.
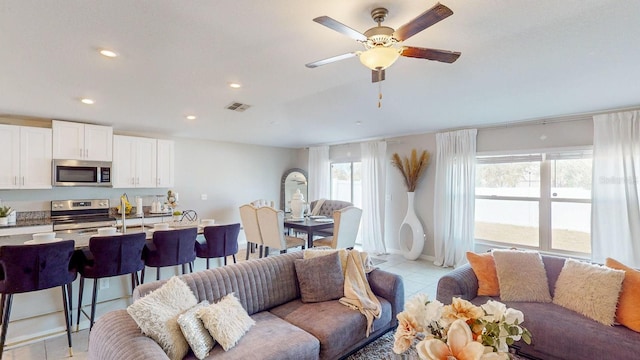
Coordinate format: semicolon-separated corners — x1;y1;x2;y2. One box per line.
394;3;454;42
305;52;358;68
372;69;386;83
313;16;367;42
401;46;461;63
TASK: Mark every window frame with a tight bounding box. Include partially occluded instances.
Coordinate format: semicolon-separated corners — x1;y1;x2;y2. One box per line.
330;161;360;205
475;147;592;257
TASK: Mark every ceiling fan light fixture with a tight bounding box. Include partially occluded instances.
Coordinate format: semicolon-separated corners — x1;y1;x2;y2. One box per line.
359;46;400;70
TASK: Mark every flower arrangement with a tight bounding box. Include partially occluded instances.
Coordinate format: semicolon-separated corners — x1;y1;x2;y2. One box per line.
391;149;431;192
393;295;532;360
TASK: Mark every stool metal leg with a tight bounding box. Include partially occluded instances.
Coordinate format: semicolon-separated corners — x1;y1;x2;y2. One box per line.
0;294;13;360
90;278;99;330
76;276;85;331
61;285;73;356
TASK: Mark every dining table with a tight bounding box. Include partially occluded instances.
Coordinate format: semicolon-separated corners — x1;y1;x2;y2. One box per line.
284;216;334;249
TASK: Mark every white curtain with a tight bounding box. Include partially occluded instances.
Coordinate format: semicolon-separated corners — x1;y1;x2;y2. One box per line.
308;146;330;202
360;141;387;255
433;129;477;268
591;110;640;267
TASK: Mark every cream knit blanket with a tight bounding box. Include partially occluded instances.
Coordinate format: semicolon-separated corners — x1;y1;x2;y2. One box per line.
310;198;326;216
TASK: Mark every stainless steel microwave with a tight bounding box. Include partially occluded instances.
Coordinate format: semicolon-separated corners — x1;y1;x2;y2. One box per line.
52;159;112;187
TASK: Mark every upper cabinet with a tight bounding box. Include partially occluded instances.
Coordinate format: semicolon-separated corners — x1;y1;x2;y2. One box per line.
156;139;175;188
52;120;113;161
0;124;52;189
112;135;157;188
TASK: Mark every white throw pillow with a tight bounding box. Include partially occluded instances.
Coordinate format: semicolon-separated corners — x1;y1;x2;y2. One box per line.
553;258;625;325
127;277;198;360
178;301;214;360
492;250;552;302
197;293;255;351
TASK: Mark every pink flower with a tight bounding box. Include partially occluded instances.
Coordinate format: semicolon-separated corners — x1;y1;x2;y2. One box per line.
393;312;421;354
416;319;485;360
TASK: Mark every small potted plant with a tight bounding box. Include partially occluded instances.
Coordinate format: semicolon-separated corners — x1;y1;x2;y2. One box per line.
172;210;182;222
0;206;13;226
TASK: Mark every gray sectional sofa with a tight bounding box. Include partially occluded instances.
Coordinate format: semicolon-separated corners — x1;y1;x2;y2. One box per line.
436;254;640;360
89;251;404;360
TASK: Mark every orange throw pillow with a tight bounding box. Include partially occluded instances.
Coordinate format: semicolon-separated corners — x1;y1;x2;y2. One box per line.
605;258;640;332
466;252;500;296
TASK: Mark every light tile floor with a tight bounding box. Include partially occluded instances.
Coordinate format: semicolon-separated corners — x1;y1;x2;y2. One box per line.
3;251;452;359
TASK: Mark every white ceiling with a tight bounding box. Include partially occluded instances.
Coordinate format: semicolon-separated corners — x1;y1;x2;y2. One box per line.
1;1;639;148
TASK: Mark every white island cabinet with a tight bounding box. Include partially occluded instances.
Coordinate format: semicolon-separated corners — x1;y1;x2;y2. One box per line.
0;124;52;189
52;120;113;161
112;135;157;188
156;139;175;188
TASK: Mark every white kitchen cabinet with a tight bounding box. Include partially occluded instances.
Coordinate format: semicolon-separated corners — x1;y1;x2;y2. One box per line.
52;120;113;161
156;139;175;188
112;135;157;188
0;124;52;189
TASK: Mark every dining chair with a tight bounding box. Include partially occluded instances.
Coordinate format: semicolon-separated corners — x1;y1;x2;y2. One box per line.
0;240;77;358
141;227;197;282
256;206;306;256
196;223;240;268
239;204;264;259
75;232;146;331
313;206;362;249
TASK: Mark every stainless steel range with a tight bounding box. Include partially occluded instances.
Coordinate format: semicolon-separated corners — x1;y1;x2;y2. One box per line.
51;199;117;234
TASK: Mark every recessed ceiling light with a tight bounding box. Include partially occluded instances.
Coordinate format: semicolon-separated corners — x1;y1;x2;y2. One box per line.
229;82;242;89
80;98;95;105
99;49;118;58
186;115;197;120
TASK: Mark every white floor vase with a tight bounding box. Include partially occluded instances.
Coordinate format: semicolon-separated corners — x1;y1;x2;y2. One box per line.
398;192;425;260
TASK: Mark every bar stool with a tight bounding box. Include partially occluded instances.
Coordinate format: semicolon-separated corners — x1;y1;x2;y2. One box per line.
196;223;240;268
0;240;77;358
75;232;146;331
141;227;197;282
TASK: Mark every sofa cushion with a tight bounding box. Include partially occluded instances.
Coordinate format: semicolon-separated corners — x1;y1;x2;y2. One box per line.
553;259;624;326
269;297;392;360
184;311;320;360
127;276;198;360
493;250;552;302
177;301;214;360
295;251;344;303
466;252;499;296
492;300;640;360
606;258;640;332
198;293;255;351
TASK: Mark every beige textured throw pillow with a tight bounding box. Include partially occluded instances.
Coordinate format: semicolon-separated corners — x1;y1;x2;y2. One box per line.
553;259;625;325
492;250;552;302
127;276;198;360
177;301;214;360
198;293;255;351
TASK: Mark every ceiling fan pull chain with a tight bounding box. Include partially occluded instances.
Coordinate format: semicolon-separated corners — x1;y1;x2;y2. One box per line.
378;70;383;108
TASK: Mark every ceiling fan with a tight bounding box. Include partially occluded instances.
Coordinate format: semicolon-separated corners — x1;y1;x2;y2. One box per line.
305;2;461;83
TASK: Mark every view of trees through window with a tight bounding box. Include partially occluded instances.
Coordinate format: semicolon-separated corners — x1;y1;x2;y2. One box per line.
475;153;592;254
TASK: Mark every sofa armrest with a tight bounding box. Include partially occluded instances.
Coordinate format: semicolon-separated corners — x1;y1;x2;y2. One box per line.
436;264;479;304
368;269;404;327
89;309;169;360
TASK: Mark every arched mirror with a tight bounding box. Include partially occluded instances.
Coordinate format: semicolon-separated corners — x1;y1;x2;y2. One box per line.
281;168;308;212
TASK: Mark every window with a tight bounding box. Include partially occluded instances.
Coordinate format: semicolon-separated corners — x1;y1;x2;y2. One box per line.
330;162;362;207
475;150;592;255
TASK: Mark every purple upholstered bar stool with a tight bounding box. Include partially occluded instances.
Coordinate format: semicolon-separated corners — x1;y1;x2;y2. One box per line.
196;223;240;268
75;232;146;331
0;240;77;358
141;227;197;282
